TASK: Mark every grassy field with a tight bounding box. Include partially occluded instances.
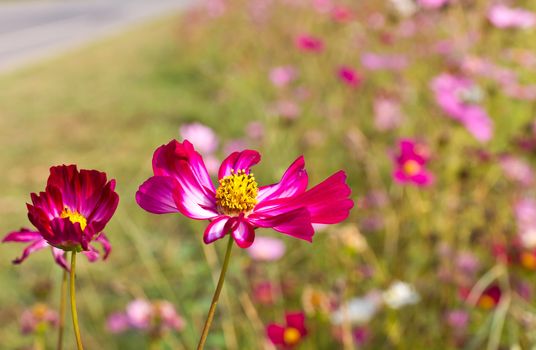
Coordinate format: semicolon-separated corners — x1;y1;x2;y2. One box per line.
1;0;536;349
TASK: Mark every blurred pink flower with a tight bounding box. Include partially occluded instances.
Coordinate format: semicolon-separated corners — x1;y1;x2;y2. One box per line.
392;139;434;186
312;0;332;13
445;309;469;330
20;304;58;335
204;0;226;17
247;237;286;261
267;312;308;348
223;139;248;154
499;155;534;186
270;66;297;88
295;34;324;53
337;66;362;88
488;4;535;29
361;53;407;71
253;281;277;305
107;299;185;334
374;97;404;131
431;73;493;142
106;313;129;334
246;121;265;141
272;100;301;120
515;198;536;248
331;6;353;22
418;0;449;9
126;299;152;329
180;122;219;155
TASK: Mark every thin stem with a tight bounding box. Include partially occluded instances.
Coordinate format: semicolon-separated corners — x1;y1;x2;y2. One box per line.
57;262;68;350
70;251;84;350
196;235;234;350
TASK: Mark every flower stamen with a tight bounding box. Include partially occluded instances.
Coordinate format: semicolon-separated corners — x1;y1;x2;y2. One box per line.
61;208;87;231
283;327;301;345
216;169;258;215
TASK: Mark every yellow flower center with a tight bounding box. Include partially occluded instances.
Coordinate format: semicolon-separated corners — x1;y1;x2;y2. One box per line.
215;169;258;215
283;327;301;345
60;208;87;231
478;295;496;309
520;252;536;270
403;160;421;176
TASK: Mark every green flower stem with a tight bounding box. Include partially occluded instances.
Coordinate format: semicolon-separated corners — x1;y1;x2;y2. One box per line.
70;251;84;350
196;234;234;350
57;262;68;350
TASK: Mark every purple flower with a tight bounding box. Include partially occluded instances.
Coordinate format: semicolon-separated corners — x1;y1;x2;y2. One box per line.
431;73;493;142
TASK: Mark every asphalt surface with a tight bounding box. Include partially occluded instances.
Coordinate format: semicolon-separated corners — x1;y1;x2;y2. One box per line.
0;0;193;73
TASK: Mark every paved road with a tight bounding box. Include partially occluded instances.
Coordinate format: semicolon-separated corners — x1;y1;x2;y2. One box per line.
0;0;193;73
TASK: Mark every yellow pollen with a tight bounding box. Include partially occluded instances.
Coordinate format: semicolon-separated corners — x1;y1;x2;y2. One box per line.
215;169;258;215
520;252;536;270
478;295;496;309
60;208;87;231
283;327;301;345
403;160;421;176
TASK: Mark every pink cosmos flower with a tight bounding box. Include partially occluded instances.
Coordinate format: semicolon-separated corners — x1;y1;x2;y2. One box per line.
107;299;185;334
331;6;353;22
392;139;433;186
431;73;493;142
515;198;536;248
266;312;307;348
361;53;407;71
337;66;362;88
2;165;117;270
270;66;297;88
488;4;535;29
499;155;534;186
247;236;286;261
179;123;219;155
295;34;324;53
20;304;59;335
136;140;353;248
374;97;404;131
418;0;449;9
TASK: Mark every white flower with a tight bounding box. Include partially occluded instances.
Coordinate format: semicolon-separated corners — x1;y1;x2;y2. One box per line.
382;281;420;309
331;292;382;325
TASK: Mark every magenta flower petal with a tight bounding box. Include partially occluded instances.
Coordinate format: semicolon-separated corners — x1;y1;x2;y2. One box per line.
218;150;261;179
153;141;214;188
203;216;231;244
2;229;41;242
95;233;111;260
249;207;314;241
229;217;256;248
285;312;307;335
288;171;353;224
12;238;48;264
51;248;69;270
136;176;180;214
266;324;286;345
257;156;308;202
